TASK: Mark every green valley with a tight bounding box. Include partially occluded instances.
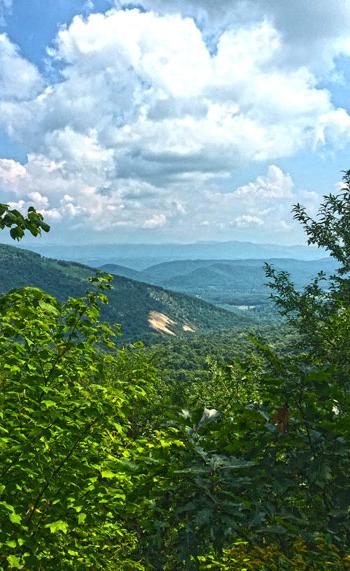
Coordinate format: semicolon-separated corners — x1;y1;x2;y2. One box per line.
0;243;253;344
101;256;337;314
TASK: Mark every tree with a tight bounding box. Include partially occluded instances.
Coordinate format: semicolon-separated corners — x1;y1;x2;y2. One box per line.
0;206;154;568
135;173;350;569
2;178;350;569
0;279;161;569
0;203;50;240
265;171;350;349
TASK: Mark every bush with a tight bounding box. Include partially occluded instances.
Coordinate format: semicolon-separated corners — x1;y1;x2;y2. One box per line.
0;281;156;569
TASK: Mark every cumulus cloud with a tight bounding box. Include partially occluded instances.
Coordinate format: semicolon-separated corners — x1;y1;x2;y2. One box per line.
0;158;26;185
0;4;349;240
235;165;294;199
143;213;167;229
0;34;43;100
121;0;350;73
195;165;322;240
0;153;172;232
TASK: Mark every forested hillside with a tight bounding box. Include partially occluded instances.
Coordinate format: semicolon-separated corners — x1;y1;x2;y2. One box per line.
0;243;252;343
102;257;337;307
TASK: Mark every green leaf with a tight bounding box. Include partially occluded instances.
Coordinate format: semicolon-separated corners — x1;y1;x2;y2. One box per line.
101;469;117;479
7;555;21;569
45;520;69;534
9;512;22;525
78;513;87;524
42;400;57;408
39;301;59;315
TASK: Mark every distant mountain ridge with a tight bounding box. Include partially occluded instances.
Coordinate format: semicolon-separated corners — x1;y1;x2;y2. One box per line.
0;243;252;343
25;239;326;269
100;257;338;307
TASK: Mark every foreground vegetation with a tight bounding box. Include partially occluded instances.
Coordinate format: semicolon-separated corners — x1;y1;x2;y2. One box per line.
1;176;350;569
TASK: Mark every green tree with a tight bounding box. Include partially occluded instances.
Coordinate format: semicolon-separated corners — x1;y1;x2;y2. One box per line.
134;173;350;569
0;278;161;569
0;206;155;568
0;203;50;240
265;170;350;362
3;177;350;570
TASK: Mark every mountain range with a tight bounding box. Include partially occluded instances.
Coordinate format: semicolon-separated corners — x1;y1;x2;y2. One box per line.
1;243;336;342
100;257;338;306
0;244;252;343
25;239;326;270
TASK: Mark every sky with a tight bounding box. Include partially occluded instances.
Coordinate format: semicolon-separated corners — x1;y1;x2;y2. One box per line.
1;0;350;245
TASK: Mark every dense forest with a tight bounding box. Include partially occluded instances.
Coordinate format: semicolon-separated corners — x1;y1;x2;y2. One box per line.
1;175;350;569
0;243;253;343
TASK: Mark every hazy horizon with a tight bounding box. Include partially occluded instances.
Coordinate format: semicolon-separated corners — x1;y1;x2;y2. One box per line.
4;237;326;270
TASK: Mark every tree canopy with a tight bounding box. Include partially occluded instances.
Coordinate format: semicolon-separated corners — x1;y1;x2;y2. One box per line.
1;176;350;569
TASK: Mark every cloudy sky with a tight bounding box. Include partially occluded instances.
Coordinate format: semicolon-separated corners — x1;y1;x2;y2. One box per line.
1;0;350;245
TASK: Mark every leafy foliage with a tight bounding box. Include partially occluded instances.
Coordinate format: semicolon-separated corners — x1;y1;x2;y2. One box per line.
0;277;161;569
197;538;350;570
2;174;350;569
0;203;50;240
131;174;350;568
265;169;350;353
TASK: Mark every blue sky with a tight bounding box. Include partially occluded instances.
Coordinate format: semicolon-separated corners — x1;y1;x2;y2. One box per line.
1;0;350;245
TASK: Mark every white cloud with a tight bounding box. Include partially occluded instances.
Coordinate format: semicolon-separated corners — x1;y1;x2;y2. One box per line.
124;1;350;74
191;165;322;241
231;214;264;228
230;166;302;227
27;191;49;209
0;34;43;100
235;165;294;199
143;213;167;229
0;158;27;185
1;12;348;171
0;5;349;241
54;10;211;98
315;108;350;147
0;152;171;231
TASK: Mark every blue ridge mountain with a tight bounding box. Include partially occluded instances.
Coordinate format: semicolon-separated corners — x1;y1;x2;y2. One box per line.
0;244;253;343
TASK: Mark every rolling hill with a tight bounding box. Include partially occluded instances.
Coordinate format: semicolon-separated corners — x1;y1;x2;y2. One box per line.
99;263;141;280
101;257;338;306
0;244;252;343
